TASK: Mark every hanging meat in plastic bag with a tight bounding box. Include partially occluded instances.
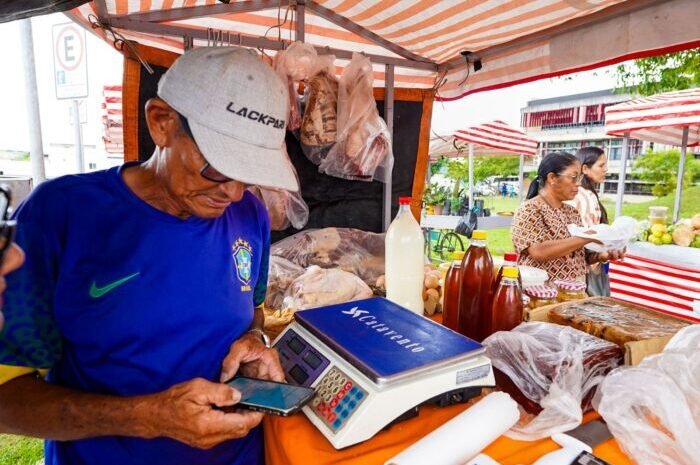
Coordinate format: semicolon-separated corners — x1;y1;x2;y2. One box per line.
273;42;318;131
300;55;338;164
320;53;393;182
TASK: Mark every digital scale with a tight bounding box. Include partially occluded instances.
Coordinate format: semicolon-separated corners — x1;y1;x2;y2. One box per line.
273;297;495;449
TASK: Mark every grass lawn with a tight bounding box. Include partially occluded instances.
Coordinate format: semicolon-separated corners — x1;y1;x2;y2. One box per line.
0;435;42;465
602;185;700;221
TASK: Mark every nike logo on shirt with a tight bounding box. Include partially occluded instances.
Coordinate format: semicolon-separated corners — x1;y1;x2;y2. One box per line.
89;272;140;298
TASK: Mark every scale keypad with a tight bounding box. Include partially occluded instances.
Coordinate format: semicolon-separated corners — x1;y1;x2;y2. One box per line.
311;366;366;431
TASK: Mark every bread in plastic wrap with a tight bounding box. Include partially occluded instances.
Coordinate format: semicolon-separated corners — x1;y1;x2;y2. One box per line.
483;321;623;440
547;297;689;346
265;256;304;310
283;265;373;311
594;324;700;465
320;53;393;182
271;227;385;286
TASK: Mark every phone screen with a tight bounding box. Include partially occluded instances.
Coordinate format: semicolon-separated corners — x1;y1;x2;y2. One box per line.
227;377;315;414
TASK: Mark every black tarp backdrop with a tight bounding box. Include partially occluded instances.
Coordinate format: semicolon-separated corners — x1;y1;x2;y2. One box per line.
0;0;89;23
136;64;420;242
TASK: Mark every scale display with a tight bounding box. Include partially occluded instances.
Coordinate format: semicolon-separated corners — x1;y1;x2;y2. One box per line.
274;298;495;449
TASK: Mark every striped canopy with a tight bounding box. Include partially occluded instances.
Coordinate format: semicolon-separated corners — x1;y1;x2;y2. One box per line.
605;88;700;147
67;0;700;101
454;120;538;155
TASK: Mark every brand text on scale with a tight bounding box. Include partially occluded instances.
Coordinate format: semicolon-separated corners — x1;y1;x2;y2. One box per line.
341;307;425;352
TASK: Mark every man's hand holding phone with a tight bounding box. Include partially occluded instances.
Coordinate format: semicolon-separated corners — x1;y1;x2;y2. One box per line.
143;377;263;450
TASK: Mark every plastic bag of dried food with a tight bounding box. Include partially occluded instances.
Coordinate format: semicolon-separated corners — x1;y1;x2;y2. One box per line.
248;143;308;230
593;325;700;465
483;322;623;441
271;227;385;286
320;53;393;182
274;42;318;131
265;256;304;310
282;265;373;311
300;55;338;163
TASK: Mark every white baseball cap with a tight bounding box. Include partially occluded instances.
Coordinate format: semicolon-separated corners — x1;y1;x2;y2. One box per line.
157;46;299;192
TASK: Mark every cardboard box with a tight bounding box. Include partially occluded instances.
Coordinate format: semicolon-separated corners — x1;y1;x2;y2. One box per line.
524;297;690;365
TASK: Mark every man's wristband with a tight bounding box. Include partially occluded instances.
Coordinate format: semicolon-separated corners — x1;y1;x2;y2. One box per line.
246;328;271;348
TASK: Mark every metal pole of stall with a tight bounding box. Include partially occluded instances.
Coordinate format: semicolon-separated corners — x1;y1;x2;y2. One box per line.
72;100;85;173
518;152;524;204
295;1;305;42
19;18;47;185
383;64;394;231
468;143;474;212
673;126;689;222
615;133;629;218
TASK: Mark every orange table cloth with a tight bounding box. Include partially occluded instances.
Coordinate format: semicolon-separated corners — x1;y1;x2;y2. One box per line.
264;398;633;465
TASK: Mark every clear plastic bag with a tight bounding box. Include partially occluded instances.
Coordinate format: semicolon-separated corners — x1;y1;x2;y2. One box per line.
282;265;373;311
593;325;700;465
483;322;622;441
247;145;308;230
300;55;338;163
271;227;385;286
320;53;393;182
273;42;318;131
265;256;305;310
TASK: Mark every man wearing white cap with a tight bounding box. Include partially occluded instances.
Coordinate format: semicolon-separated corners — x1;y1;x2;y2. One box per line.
0;47;297;465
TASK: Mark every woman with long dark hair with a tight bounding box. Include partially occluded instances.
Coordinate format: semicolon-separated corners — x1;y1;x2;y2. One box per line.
511;152;622;283
570;146;611;295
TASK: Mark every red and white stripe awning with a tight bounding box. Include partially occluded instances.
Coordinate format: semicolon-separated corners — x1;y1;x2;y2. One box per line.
605;87;700;146
66;0;700;101
454;120;538;156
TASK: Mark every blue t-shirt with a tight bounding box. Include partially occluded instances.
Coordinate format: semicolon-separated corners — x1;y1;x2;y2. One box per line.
0;164;270;465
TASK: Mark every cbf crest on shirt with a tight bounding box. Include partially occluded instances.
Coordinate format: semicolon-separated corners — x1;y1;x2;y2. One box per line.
233;238;253;292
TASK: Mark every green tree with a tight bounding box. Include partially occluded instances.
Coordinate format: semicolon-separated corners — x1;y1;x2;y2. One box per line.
634;149;700;197
615;49;700;96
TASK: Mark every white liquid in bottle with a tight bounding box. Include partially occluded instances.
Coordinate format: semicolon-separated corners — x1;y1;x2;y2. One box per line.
385;197;425;314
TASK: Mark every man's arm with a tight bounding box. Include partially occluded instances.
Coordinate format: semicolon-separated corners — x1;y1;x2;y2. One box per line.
0;373;263;449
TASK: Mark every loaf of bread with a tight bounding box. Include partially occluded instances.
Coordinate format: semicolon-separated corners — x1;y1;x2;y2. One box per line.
547;297;689;346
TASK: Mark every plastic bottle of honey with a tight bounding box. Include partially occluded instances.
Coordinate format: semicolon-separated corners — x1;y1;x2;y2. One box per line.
457;230;494;341
385;196;425;314
442;250;465;331
493;252;521;291
489;266;523;336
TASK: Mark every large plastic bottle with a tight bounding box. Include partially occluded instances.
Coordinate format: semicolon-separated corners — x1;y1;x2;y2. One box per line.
385;196;425;314
457;230;494;341
489;266;523;336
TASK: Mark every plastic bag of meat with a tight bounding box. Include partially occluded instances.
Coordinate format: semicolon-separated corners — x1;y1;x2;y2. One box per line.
320;53;393;182
248;144;309;230
483;322;623;441
282;265;373;311
273;42;318;131
300;55;338;163
265;256;305;310
271;227;385;286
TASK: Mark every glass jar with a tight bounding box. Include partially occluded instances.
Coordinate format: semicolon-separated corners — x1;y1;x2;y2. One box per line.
524;285;558;309
553;279;587;302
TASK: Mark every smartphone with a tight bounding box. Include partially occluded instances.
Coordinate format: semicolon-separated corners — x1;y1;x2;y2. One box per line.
223;376;316;417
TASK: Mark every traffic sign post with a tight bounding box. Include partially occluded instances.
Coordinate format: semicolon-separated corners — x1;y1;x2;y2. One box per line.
53;22;88;172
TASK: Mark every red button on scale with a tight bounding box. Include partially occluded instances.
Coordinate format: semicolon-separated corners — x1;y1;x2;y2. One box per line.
344;381;352;391
328;413;337;422
330;399;338;408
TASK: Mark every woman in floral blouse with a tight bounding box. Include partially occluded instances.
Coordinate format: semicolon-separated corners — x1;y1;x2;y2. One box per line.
511;152;623;283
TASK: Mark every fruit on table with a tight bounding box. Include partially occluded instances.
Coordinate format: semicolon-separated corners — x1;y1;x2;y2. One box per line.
650;223;667;238
661;233;673;245
692;235;700;248
692;213;700;230
672;224;694;247
649;235;663;245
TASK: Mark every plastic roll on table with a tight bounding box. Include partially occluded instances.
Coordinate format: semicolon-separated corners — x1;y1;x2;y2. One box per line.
385;392;519;465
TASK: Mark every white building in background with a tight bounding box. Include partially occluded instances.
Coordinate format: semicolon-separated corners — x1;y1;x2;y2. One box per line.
521;89;653;195
0;13;124;179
